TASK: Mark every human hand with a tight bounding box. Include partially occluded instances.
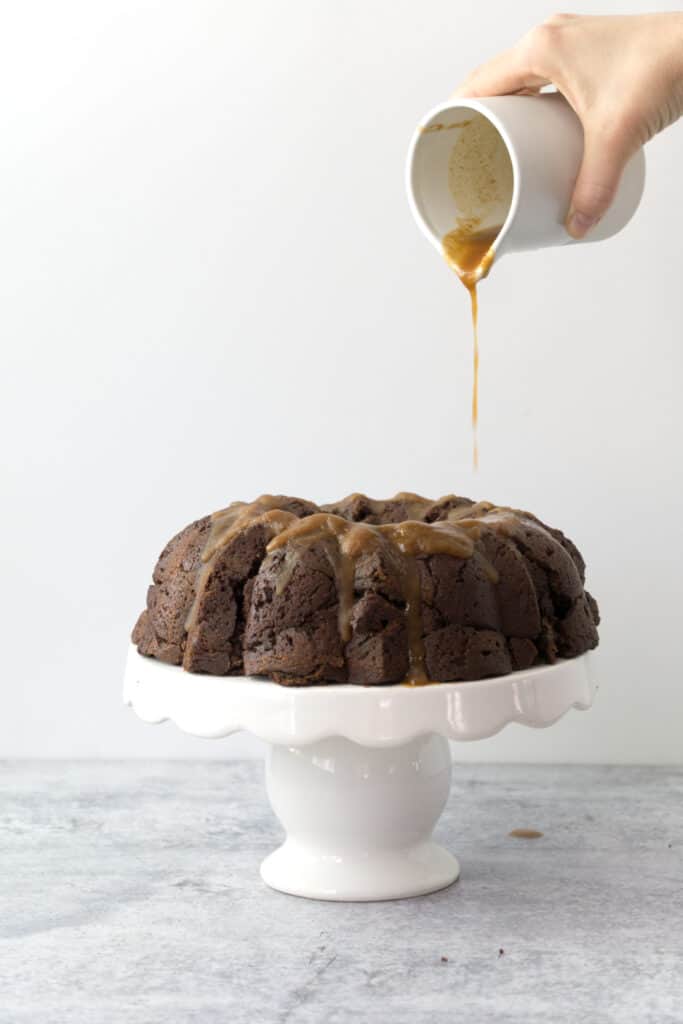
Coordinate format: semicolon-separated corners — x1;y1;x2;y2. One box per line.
455;13;683;238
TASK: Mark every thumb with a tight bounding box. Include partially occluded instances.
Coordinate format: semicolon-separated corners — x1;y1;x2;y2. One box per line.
566;126;632;239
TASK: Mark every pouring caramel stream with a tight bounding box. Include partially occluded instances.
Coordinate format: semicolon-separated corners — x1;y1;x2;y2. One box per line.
425;113;511;469
442;222;498;470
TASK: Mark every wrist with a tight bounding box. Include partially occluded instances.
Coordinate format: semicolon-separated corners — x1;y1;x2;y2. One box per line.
665;12;683;73
657;13;683;120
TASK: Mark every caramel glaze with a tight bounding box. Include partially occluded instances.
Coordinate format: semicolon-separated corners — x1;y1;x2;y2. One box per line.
322;491;435;524
443;223;499;470
184;496;301;634
267;512;484;683
183;493;515;686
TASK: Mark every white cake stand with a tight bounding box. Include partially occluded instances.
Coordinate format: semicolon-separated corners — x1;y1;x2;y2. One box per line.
123;645;595;902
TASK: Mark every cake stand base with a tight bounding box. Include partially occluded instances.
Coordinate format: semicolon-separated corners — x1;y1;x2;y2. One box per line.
124;644;596;902
260;734;458;901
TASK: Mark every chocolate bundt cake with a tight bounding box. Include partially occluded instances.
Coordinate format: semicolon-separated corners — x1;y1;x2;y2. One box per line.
132;493;599;686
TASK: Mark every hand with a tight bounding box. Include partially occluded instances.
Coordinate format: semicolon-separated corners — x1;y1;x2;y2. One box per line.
455;13;683;237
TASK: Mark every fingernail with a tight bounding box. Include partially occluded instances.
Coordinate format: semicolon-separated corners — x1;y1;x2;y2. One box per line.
566;209;596;239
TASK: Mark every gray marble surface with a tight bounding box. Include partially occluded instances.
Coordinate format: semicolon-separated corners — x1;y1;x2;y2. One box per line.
2;761;682;1024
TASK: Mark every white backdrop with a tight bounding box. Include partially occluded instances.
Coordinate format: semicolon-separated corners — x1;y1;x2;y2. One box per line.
2;0;682;762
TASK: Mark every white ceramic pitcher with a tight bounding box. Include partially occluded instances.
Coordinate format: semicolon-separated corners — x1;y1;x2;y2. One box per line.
406;92;646;262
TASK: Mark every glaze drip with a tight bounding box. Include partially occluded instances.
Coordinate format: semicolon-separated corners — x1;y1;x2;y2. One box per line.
184;497;301;634
202;496;300;562
266;506;483;683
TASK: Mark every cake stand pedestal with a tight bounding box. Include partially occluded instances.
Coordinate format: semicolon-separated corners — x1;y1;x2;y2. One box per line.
123;645;595;902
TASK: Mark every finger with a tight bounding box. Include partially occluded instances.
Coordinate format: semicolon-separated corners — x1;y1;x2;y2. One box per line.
453;44;550;98
566;126;634;238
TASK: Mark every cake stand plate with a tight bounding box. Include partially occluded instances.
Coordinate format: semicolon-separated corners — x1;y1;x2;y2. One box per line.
123;645;595;902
